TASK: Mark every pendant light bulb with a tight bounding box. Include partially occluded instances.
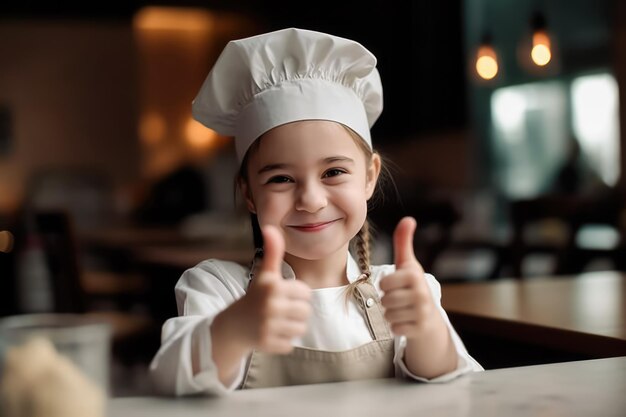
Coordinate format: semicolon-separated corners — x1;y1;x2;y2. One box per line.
475;34;498;80
530;12;552;67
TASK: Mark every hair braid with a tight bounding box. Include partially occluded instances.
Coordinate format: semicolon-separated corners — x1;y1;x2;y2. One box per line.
355;220;372;279
344;219;373;306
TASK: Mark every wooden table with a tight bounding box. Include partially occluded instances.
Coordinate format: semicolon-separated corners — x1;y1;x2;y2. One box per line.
109;356;626;417
79;222;254;272
131;244;254;324
132;245;254;271
441;271;626;364
79;225;207;249
78;222;254;324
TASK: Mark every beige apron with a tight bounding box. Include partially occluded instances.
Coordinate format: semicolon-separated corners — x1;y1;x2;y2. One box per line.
241;280;395;389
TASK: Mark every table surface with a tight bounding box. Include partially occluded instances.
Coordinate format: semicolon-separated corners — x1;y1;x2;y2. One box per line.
79;222;255;270
109;356;626;417
441;271;626;356
132;245;254;270
79;225;201;248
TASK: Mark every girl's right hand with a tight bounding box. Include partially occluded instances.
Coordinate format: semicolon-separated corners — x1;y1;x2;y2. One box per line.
240;225;312;354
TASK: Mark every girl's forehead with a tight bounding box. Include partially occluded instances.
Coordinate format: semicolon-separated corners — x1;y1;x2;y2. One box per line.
265;120;348;138
254;121;364;159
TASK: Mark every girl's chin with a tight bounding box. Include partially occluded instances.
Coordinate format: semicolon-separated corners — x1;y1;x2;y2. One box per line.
285;245;345;261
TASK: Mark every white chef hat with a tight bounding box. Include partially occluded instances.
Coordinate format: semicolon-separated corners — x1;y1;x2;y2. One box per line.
192;27;383;162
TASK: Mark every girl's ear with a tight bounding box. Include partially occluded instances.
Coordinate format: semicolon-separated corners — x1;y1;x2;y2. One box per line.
365;153;382;200
238;178;257;214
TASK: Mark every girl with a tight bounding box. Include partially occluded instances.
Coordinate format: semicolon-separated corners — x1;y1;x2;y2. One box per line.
149;27;483;396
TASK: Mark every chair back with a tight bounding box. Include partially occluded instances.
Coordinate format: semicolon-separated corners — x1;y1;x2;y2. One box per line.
14;210;88;313
35;210;87;313
508;192;624;277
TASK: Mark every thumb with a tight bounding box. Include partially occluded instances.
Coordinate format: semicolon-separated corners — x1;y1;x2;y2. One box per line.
393;216;418;269
259;225;285;278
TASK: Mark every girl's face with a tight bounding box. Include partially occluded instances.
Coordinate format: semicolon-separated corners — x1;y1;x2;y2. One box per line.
242;120;381;261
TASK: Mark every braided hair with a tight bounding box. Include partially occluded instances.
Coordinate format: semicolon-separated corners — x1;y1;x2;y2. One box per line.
344;219;373;304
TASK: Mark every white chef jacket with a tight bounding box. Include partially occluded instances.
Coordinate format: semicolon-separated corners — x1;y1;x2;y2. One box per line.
149;253;483;396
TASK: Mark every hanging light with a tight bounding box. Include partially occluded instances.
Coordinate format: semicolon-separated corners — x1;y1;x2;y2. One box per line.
530;11;552;67
475;33;499;80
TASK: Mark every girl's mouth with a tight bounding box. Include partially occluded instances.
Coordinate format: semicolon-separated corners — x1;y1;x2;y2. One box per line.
289;219;339;232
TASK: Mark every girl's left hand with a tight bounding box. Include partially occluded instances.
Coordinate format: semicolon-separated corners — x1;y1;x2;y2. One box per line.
380;216;438;339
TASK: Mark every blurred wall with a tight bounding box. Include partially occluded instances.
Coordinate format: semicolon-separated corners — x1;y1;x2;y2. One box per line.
378;129;472;191
0;20;140;214
133;8;259;180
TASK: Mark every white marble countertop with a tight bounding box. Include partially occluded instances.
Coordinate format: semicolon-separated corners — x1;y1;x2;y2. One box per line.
109;356;626;417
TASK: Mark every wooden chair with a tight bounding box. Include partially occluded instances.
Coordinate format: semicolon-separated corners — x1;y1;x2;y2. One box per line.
370;192;461;271
22;210;160;365
507;192;625;278
0;230;19;316
370;191;507;282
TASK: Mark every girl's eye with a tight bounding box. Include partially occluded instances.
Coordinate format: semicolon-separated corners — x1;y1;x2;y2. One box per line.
266;175;293;184
323;168;346;178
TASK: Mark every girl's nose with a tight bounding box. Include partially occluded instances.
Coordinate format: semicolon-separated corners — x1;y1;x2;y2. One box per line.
295;181;327;213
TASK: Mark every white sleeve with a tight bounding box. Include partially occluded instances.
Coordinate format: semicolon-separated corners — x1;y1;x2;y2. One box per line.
393;274;484;382
149;260;249;396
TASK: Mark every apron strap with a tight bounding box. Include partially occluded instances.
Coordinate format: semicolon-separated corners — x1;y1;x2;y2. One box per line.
355;281;392;340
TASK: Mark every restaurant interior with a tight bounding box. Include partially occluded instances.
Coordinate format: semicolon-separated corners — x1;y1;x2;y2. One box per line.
0;0;625;399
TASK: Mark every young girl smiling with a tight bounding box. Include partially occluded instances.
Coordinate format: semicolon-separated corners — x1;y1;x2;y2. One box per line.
150;27;482;396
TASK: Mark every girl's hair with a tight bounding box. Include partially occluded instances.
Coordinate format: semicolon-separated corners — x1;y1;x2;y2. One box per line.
235;123;392;301
236;138;264;251
342;126;385;303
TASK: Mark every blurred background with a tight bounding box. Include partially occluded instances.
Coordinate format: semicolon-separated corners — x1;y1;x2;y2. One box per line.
1;0;625;394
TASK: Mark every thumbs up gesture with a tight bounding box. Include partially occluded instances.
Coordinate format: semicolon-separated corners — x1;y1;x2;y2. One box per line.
242;225;312;354
380;217;438;339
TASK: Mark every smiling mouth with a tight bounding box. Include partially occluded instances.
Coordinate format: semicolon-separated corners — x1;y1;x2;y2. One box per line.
288;219;340;232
